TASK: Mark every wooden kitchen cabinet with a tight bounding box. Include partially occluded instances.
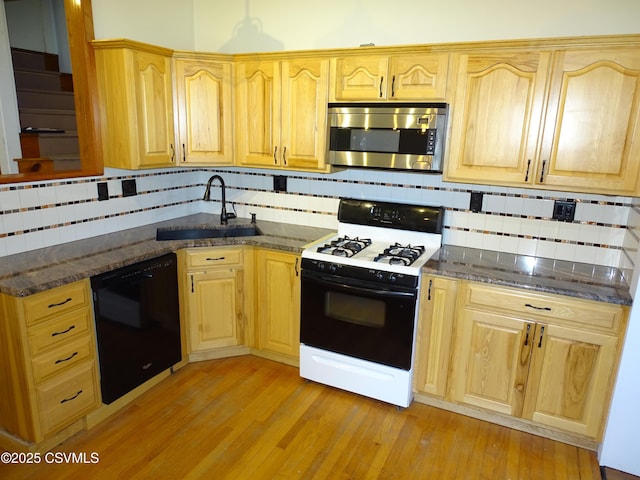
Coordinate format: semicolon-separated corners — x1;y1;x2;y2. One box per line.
255;249;301;363
173;53;234;166
330;52;449;101
448;281;627;440
93;39;176;169
538;46;640;194
444;51;551;187
235;57;331;172
414;275;458;398
0;279;100;446
444;44;640;196
179;248;249;361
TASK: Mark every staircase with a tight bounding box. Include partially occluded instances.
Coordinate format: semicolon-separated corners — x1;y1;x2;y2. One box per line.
11;47;81;173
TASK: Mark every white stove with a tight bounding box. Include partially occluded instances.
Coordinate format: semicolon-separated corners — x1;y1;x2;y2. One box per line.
299;198;445;408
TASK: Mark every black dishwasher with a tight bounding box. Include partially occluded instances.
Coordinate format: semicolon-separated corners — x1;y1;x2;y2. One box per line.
91;253;181;404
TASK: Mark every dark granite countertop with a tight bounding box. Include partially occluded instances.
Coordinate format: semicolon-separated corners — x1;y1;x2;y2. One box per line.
422;245;633;306
2;217;632;306
0;214;335;297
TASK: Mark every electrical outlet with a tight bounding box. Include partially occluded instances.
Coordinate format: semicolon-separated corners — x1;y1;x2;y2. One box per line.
274;175;287;192
122;179;137;197
470;192;483;213
97;182;109;201
552;200;576;222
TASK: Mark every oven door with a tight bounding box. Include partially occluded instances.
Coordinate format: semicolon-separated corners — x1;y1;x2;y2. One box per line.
300;268;418;370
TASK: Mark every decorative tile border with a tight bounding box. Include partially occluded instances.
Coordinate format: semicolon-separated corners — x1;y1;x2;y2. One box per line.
0;167;635;272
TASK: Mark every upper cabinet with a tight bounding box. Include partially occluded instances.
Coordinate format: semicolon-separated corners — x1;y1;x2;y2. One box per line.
444;43;640;196
173;54;234;166
235;57;331;172
444;51;551;186
330;52;450;101
539;47;640;194
93;40;176;170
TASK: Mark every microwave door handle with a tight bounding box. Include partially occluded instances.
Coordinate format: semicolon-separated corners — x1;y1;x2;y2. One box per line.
306;272;416;299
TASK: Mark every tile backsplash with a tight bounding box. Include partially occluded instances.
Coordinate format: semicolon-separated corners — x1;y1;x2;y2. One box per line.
0;166;634;282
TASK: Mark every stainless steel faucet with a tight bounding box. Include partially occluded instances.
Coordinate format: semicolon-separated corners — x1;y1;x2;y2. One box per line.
203;175;236;224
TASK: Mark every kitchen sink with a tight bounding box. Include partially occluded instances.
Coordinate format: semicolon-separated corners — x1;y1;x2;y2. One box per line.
156;225;262;241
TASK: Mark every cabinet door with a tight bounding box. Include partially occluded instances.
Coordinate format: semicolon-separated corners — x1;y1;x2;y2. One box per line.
257;250;300;358
450;308;533;416
235;60;280;167
444;51;551;186
389;53;449;100
174;59;233;166
538;47;640;194
415;276;458;397
331;55;389;100
132;49;176;168
186;269;243;352
280;59;330;171
522;323;619;439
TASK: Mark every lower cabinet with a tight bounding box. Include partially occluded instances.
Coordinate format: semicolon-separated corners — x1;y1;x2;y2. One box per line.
414;276;458;397
179;248;249;360
255;249;301;362
0;279;100;445
415;276;628;443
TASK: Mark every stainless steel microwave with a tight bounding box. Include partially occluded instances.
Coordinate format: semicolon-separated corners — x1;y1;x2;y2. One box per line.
327;102;448;172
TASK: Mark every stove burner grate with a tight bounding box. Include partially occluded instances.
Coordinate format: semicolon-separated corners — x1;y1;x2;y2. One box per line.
317;236;372;258
374;243;426;266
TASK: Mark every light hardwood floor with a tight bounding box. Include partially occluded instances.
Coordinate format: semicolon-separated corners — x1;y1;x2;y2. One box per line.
1;356;604;479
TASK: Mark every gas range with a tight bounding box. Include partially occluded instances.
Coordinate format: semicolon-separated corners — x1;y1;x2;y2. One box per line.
302;198;444;280
299;198;445;407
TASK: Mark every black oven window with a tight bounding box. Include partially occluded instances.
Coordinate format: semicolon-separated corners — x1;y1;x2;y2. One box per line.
325;291;385;328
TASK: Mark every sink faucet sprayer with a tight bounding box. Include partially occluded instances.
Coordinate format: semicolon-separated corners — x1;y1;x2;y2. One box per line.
203;175;236;224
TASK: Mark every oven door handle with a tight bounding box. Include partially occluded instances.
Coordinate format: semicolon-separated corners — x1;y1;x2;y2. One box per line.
303;271;417;299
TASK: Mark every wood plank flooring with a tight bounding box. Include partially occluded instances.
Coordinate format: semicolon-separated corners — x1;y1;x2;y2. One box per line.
0;356;603;479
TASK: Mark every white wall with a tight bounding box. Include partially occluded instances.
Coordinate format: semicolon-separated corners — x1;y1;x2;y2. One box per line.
195;0;640;53
0;1;22;175
92;0;194;49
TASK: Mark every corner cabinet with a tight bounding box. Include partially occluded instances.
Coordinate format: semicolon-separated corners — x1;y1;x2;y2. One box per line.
0;280;100;446
178;248;250;361
173;53;234;166
235;58;331;172
330;52;449;101
448;281;627;441
255;249;301;364
93;39;176;169
444;44;640;196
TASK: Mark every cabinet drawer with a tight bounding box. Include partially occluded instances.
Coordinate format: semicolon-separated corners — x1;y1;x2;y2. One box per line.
23;280;90;326
28;308;92;354
185;248;243;268
36;361;99;436
32;336;94;384
464;282;623;333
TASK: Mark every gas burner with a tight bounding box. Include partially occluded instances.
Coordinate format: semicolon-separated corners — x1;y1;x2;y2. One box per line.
374;243;426;266
317;236;372;258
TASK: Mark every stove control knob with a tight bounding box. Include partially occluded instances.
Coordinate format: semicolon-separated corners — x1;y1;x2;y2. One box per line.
329;264;338;274
317;262;326;272
389;273;398;283
375;271;385;281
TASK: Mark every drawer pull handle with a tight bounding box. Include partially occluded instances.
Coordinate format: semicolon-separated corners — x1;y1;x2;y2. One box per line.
524;303;551;311
55;351;78;364
206;257;226;261
48;297;72;309
60;390;83;404
51;325;75;337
